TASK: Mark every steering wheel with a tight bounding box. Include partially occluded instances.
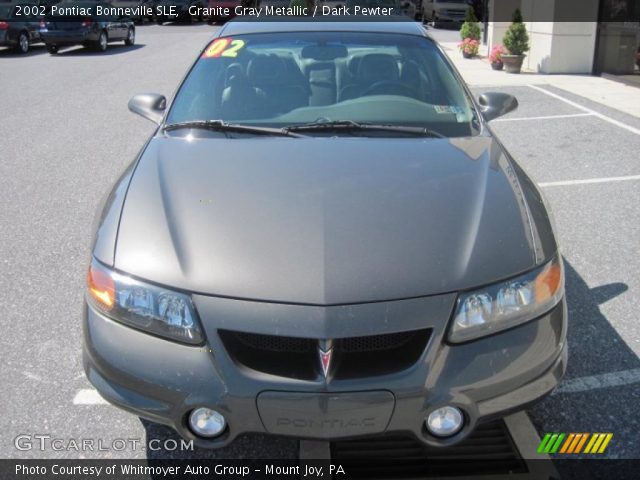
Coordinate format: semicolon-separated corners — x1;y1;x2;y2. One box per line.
361;81;421;99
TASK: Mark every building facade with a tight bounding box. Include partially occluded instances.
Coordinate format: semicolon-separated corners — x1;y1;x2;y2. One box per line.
486;0;640;75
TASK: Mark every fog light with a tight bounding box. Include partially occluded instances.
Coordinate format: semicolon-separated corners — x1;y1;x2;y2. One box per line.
426;406;464;437
188;408;226;438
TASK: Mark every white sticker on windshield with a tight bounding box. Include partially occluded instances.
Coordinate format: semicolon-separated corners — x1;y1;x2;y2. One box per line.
434;105;464;115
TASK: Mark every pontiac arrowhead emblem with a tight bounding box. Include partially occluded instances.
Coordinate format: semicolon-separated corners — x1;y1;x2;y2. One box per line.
318;340;334;379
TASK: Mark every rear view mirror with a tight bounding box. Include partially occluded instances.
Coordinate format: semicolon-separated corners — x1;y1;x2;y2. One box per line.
478;92;518;122
301;44;348;61
128;93;166;124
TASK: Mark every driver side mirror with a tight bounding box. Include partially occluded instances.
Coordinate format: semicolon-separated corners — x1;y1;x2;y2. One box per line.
128;93;166;124
478;92;518;122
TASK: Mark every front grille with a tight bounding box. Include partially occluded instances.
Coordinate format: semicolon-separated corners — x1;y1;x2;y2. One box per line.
233;332;313;354
330;420;527;478
219;329;431;380
338;330;419;353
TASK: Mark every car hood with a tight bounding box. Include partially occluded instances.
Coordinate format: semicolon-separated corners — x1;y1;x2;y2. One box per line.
115;135;545;305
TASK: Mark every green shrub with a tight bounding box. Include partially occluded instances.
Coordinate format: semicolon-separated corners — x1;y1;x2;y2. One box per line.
459;9;481;41
503;9;530;56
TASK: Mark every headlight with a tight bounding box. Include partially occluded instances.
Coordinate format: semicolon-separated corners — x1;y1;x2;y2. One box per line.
87;259;204;345
448;256;564;343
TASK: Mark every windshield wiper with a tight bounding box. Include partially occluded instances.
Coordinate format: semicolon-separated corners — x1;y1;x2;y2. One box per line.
164;120;306;138
283;120;445;138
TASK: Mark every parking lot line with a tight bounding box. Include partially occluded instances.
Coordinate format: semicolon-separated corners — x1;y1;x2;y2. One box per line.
73;389;108;405
528;85;640;136
493;113;593;123
538;175;640;188
552;368;640;394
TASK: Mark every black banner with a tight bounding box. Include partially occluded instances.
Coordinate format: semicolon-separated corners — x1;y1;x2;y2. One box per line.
2;0;640;23
3;459;640;480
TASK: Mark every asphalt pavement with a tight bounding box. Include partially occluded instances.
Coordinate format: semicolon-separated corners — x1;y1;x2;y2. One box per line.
1;22;639;462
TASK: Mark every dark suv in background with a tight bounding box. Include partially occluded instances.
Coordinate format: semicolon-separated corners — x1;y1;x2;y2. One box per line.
155;0;206;24
421;0;473;27
40;1;135;53
0;1;42;53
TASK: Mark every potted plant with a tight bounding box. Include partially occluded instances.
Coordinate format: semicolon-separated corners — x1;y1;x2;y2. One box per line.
459;9;481;42
489;45;505;70
458;38;480;59
502;9;530;73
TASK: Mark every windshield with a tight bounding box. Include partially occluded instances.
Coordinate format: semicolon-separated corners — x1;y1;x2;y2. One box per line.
167;31;479;137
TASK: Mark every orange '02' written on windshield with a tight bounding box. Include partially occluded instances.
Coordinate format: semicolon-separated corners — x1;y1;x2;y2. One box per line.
202;38;246;59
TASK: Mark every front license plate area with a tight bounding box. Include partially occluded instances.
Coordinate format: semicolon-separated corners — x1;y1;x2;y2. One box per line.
257;390;395;439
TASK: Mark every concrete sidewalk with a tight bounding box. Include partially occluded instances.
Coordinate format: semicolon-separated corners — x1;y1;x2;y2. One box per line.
433;32;640;119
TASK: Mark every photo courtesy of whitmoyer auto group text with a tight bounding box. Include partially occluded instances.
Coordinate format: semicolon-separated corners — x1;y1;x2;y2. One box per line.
1;0;639;478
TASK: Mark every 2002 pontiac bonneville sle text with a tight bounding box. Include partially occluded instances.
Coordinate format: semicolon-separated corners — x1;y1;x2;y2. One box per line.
84;19;567;448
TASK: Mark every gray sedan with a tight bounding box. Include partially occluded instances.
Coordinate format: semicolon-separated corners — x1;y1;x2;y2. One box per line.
84;20;567;449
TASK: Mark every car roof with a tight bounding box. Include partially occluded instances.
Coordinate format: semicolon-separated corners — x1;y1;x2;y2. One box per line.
219;18;430;38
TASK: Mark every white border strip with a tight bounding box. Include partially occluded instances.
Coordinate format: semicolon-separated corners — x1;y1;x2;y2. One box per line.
493;113;593;123
73;389;108;405
539;174;640;188
553;368;640;394
528;85;640;136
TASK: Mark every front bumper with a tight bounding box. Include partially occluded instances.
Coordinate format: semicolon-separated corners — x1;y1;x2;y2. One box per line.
83;294;567;449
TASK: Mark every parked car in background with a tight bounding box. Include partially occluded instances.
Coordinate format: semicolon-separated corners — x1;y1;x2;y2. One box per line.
143;0;159;21
0;1;42;53
258;0;287;7
206;0;258;24
40;1;135;53
344;0;413;18
35;0;62;14
110;0;154;24
206;0;238;24
345;0;403;15
156;0;205;24
421;0;472;27
400;0;417;19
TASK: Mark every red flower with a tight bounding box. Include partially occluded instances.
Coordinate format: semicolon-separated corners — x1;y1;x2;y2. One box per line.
458;38;480;55
489;45;505;63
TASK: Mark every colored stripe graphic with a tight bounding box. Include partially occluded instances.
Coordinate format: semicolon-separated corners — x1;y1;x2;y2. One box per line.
585;433;610;454
546;434;558;453
537;433;552;454
567;433;583;453
584;434;598;453
575;433;589;453
592;433;607;452
549;433;565;453
540;433;613;454
598;434;613;453
559;433;575;454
